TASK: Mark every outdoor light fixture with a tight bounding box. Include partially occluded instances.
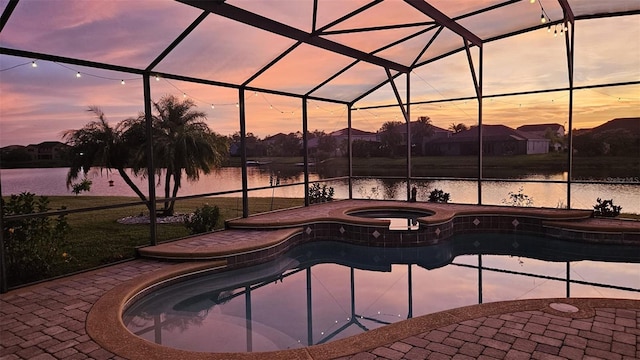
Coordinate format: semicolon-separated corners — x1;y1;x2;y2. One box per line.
540;13;546;23
530;0;535;3
211;104;215;109
183;93;187;98
121;80;125;85
76;72;81;78
155;75;160;81
31;60;37;67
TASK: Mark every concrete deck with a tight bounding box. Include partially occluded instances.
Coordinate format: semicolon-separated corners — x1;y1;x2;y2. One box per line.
1;201;639;359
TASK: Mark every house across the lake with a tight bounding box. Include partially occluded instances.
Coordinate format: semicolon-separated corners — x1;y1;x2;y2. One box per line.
517;123;566;152
1;141;69;164
430;124;550;156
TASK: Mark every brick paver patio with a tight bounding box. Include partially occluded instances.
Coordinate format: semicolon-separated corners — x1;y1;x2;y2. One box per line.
2;251;638;359
1;201;638;359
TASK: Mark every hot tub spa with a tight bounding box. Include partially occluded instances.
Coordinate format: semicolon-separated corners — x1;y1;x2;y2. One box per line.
346;208;433;230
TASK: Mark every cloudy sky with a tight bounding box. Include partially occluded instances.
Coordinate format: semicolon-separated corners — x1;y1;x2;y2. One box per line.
1;0;638;146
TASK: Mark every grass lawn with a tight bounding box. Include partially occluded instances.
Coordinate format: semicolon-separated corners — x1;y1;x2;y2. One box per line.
4;196;303;286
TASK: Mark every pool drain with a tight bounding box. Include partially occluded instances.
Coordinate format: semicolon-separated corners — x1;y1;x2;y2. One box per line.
549;302;579;313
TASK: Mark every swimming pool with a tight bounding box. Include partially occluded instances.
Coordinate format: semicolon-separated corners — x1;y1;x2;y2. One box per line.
122;233;639;353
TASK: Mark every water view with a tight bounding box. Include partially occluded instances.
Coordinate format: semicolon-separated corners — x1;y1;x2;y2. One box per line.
2;167;639;214
123;237;640;353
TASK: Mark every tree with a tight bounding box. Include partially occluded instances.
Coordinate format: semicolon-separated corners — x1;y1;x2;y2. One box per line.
448;123;468;133
316;132;337;160
379;121;404;157
63;107;151;208
64;96;229;217
411;116;434;155
126;95;229;216
230;131;263;157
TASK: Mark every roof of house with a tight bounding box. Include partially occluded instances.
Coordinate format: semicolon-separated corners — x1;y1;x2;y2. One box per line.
589;117;640;135
329;128;377;137
432;124;547;143
516;124;565;132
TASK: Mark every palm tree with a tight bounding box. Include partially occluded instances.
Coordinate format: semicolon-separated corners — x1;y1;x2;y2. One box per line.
129;95;229;216
411;116;434;155
448;122;468;133
63;107;150;208
379;121;404;157
65;97;228;217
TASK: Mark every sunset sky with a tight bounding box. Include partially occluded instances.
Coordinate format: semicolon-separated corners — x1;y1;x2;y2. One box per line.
1;0;638;146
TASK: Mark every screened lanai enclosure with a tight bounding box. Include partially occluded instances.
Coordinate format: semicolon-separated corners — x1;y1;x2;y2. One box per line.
1;0;639;291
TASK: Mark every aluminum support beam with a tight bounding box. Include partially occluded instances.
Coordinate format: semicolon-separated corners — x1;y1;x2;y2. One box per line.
178;0;410;73
239;88;249;217
384;68;409;123
143;74;157;245
404;0;482;47
302;98;310;207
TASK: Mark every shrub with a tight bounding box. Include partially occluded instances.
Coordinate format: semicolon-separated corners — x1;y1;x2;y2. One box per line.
184;204;221;234
427;189;450;203
502;187;533;207
71;178;92;195
309;183;334;204
593;198;621;217
2;192;70;286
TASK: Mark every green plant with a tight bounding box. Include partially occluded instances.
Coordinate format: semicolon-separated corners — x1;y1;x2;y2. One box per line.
593;198;621;217
358;186;380;199
184;204;221;234
308;183;334;204
71;178;92;195
427;189;450;203
2;192;70;286
502;187;533;207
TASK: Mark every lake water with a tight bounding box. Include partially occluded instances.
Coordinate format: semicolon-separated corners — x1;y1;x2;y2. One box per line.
1;167;639;214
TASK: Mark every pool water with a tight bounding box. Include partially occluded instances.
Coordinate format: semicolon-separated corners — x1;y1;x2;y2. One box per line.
348;209;431;230
123;234;639;353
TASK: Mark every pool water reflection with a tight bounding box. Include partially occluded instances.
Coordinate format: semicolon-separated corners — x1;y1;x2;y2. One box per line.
123;234;639;353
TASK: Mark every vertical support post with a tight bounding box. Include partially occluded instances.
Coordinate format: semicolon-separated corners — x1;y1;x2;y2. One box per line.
245;286;252;351
477;47;484;204
153;314;162;344
478;254;483;304
566;262;571;298
143;74;157;245
350;267;356;316
348;106;353;199
464;38;483;205
239;88;249;218
384;68;411;201
306;268;313;345
406;72;412;200
302;98;310;206
565;21;575;209
0;180;6;293
407;264;413;318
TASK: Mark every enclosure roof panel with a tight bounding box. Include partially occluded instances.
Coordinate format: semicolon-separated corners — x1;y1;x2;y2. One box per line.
1;0;638;103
